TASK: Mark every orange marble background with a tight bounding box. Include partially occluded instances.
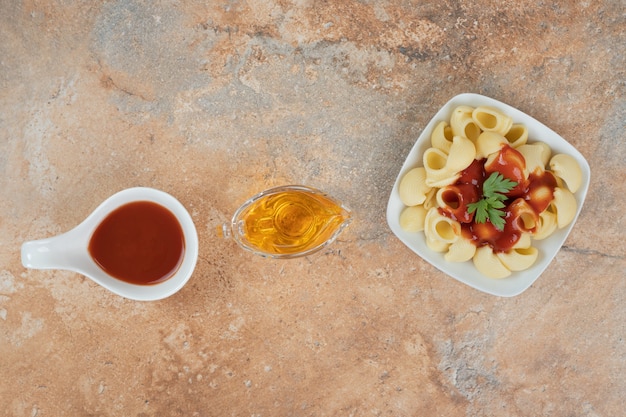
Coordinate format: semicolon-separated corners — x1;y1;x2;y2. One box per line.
1;1;624;416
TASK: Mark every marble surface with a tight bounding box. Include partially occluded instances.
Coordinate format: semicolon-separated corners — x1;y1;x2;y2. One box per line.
1;1;624;416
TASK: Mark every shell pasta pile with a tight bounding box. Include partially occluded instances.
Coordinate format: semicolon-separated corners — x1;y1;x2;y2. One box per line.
398;105;583;279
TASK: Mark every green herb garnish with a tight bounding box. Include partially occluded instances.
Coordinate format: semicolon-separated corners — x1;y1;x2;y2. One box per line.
467;172;518;231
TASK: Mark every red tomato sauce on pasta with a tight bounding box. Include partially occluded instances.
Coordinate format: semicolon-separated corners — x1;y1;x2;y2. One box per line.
439;145;557;252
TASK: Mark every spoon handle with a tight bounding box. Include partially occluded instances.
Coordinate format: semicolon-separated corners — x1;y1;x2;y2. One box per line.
21;230;87;271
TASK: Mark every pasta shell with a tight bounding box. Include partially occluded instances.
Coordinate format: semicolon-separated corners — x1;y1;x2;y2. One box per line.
517;144;547;176
422;188;438;210
534;141;552;166
472;106;513;135
471;221;500;244
549;153;582;193
497;246;538;271
473;246;511;279
422;136;475;186
514;232;532;249
525;171;557;214
508;198;539;232
505;124;528;148
475;131;507;159
424;171;461;188
398;167;431;206
445;238;476;262
426;236;450;253
423;148;460;187
423;147;447;171
436;184;478;223
446;136;476;173
533;210;558;240
450;106;481;142
424;207;460;244
399;205;428;232
431;121;454;153
551;187;577;228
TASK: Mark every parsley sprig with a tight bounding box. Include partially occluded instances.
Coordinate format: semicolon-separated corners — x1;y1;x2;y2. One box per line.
467;172;517;231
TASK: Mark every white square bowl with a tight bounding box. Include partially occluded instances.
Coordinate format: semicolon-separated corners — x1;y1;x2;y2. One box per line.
386;93;591;297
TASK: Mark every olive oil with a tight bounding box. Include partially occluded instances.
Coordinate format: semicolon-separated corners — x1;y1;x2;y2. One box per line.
224;186;351;258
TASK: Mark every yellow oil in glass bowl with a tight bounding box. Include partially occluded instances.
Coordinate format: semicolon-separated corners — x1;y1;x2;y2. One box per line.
222;185;351;258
